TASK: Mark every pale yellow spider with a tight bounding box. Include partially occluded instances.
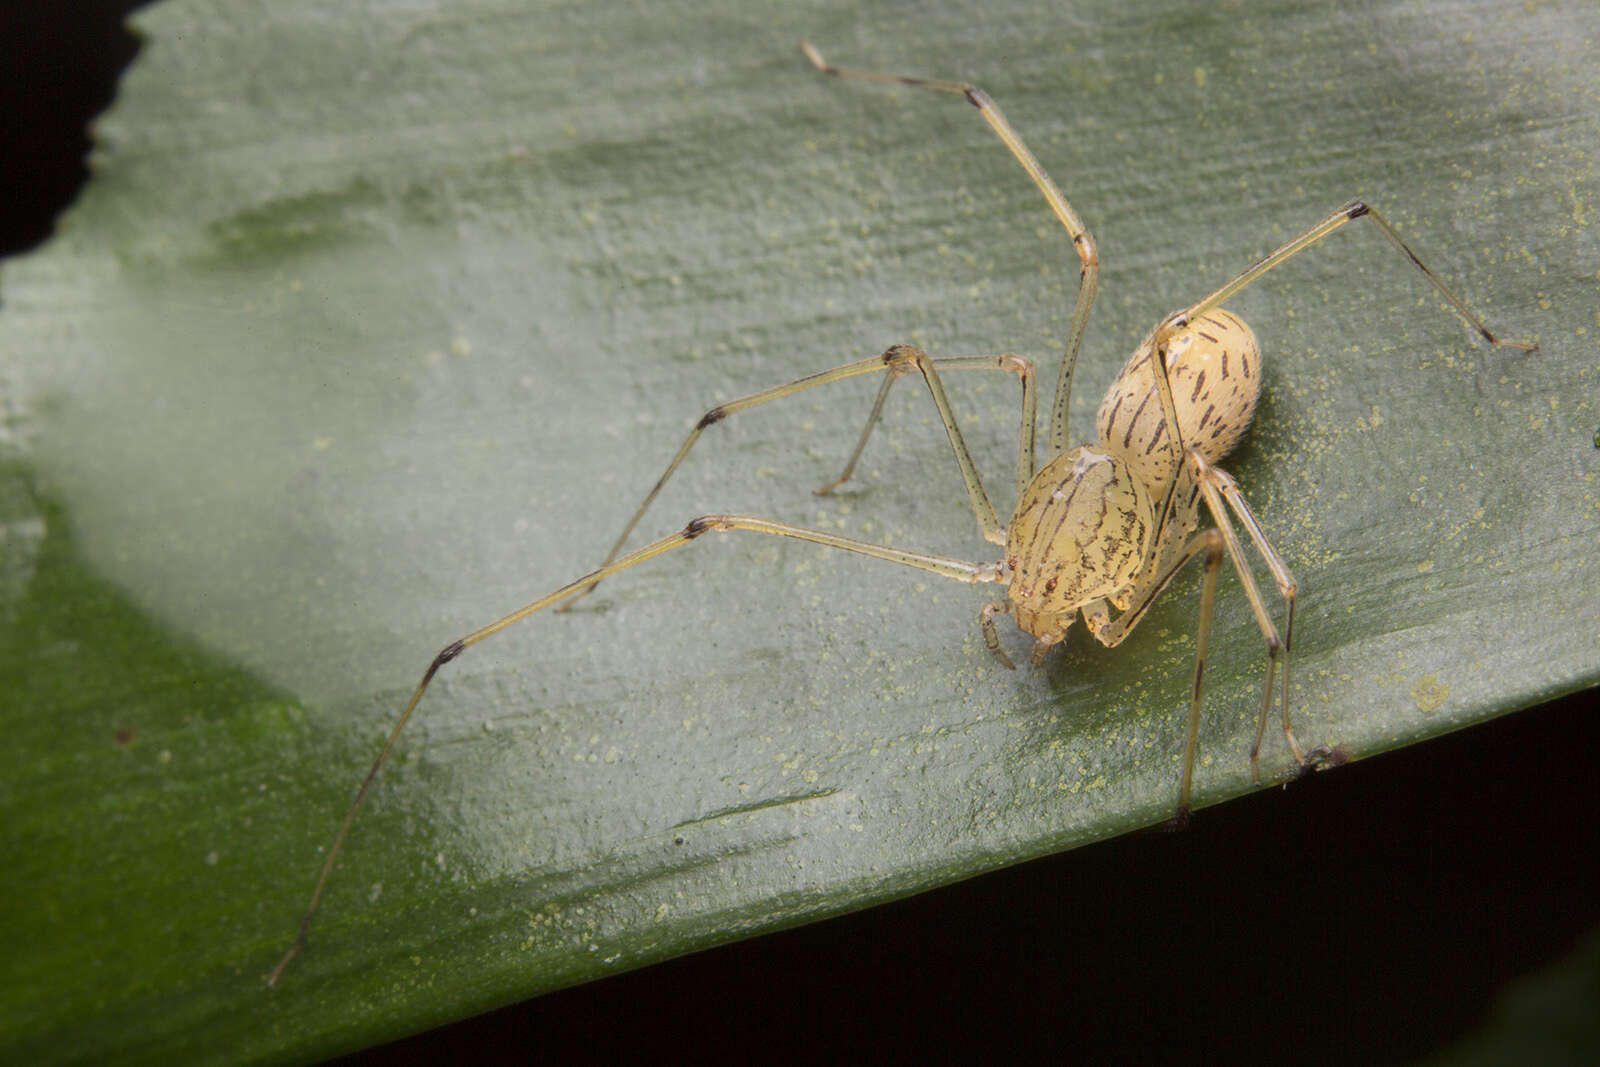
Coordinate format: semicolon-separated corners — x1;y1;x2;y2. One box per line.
269;43;1534;985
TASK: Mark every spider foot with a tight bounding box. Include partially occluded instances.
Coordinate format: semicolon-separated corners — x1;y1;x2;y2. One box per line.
1300;743;1349;773
1273;743;1348;787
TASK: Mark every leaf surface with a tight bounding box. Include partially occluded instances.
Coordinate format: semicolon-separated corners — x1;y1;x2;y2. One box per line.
2;1;1596;1062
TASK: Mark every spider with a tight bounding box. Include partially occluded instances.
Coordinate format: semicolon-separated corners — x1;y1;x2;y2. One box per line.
268;42;1535;985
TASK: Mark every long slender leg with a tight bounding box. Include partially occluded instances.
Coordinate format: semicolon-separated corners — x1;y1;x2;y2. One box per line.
269;513;1005;985
906;351;1022;545
1201;463;1305;777
1092;452;1301;783
1178;529;1227;818
814;369;897;497
802;41;1100;459
817;352;1038;515
562;344;1014;611
1083;529;1224;819
1186;453;1304;781
558;352;886;611
1156;199;1537;353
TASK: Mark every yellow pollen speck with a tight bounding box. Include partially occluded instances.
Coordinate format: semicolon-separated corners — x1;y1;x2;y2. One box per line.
1410;674;1449;714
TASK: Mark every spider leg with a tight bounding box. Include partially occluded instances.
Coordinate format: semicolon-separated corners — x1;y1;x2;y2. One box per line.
1193;460;1309;779
979;599;1016;670
563;345;1021;610
1087;529;1226;819
1158;199;1537;352
802;41;1099;459
270;513;1004;986
817;353;1037;514
1186;453;1304;782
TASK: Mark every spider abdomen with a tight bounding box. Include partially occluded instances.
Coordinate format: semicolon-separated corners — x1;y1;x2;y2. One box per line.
1096;309;1262;489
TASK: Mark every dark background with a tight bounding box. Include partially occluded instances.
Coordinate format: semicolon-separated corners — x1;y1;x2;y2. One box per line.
5;4;1595;1063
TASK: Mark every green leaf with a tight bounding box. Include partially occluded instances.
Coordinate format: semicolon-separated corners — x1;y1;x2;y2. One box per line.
3;1;1596;1062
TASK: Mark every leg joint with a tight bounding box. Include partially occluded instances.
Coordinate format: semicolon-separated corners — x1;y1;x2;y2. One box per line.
422;639;466;686
996;353;1033;381
1073;231;1099;268
881;343;925;376
683;515;724;539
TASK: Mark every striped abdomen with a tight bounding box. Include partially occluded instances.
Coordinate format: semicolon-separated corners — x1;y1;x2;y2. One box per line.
1095;309;1262;491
